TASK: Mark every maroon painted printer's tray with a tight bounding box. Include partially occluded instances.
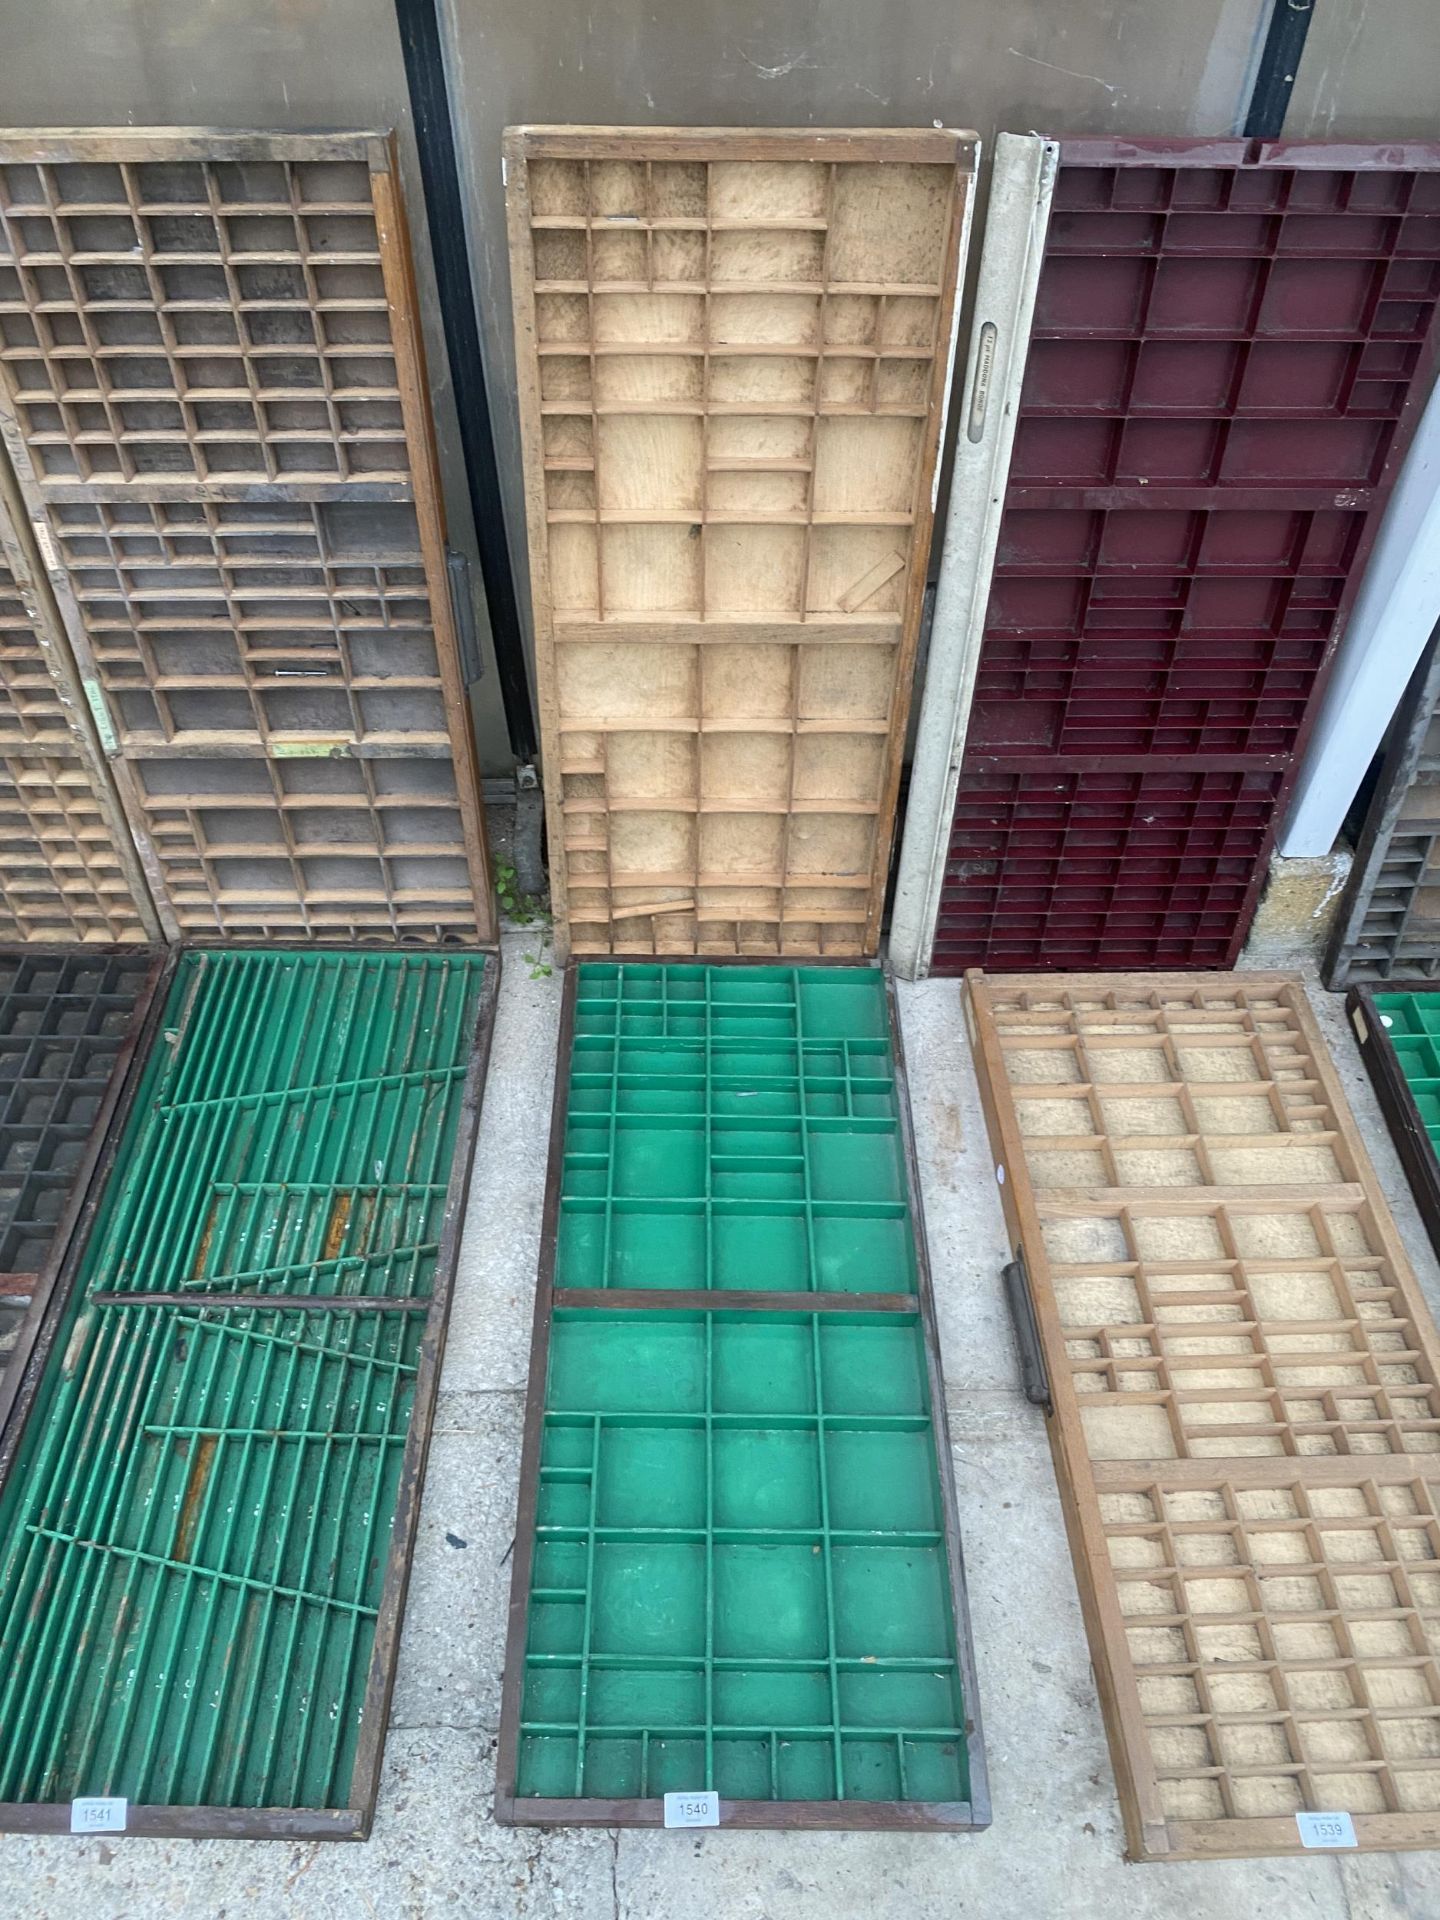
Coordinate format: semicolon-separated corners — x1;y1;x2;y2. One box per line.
933;137;1440;973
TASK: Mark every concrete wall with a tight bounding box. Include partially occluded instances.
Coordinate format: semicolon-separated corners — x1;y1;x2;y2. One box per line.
0;0;1437;776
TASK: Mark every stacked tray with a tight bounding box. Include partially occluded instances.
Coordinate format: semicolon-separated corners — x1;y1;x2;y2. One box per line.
0;130;493;945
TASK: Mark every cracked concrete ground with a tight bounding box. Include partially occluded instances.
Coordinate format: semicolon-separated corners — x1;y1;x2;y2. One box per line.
3;930;1440;1916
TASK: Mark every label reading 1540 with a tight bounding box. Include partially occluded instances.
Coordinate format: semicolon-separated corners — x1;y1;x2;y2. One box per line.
663;1789;720;1829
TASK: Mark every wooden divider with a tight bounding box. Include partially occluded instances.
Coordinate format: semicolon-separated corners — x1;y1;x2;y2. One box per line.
505;128;976;961
0;450;155;940
965;969;1440;1860
0;131;493;945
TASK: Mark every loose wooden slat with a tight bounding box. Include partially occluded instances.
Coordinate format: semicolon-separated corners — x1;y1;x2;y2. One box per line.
506;127;977;961
966;968;1440;1860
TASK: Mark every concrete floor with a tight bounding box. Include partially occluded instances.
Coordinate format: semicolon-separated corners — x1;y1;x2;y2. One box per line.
4;931;1440;1917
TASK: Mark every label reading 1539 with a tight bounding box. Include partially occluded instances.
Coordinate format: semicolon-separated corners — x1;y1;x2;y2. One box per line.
663;1789;720;1829
1295;1810;1357;1849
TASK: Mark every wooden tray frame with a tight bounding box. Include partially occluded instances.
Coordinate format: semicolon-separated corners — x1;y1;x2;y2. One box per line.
1346;985;1440;1266
494;957;990;1830
1326;632;1440;990
0;444;158;941
0;941;500;1840
966;967;1440;1861
0;943;165;1439
0;130;494;946
504;127;977;963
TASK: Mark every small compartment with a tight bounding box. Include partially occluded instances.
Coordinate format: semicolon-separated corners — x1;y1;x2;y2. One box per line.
820;1319;927;1415
587;1666;704;1728
715;1666;830;1726
842;1737;903;1801
614;1122;704;1197
714;1543;828;1658
540;1427;593;1472
610;1208;705;1287
714;1427;821;1529
528;1597;585;1654
712;1162;804;1202
556;1205;606;1297
714;1738;772;1799
713;1317;816;1414
548;1314;706;1413
517;1733;579;1797
712;229;823;283
583;1737;642;1797
825;1428;937;1531
524;1664;582;1720
779;1737;838;1799
816;1216;908;1302
597;1427;705;1528
592;229;646;281
592;1542;705;1656
712;1211;808;1290
832;1544;952;1658
839;1666;960;1728
901;1737;966;1802
646;1735;707;1793
537;1478;592;1529
807;1126;904;1203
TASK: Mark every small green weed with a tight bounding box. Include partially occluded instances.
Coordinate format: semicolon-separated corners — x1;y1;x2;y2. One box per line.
494;858;544;926
495;859;554;977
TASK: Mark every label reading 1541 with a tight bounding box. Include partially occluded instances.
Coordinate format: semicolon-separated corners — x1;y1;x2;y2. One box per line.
70;1798;127;1834
1295;1810;1357;1849
663;1789;720;1829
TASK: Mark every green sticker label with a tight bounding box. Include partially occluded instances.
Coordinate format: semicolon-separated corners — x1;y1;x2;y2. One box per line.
81;677;118;754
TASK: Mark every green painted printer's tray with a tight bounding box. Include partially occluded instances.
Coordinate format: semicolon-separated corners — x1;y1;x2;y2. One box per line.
0;946;495;1841
497;963;988;1832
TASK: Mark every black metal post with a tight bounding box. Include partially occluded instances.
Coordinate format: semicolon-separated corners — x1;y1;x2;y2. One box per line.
394;0;538;763
1244;0;1318;139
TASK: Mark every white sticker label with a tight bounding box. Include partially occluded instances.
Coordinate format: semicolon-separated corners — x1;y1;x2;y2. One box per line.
995;1164;1005;1186
663;1789;719;1828
31;518;58;572
71;1797;127;1834
1350;1006;1369;1045
1295;1810;1356;1849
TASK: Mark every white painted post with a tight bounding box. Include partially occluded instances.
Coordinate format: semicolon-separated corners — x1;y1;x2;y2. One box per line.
889;134;1057;979
1280;373;1440;857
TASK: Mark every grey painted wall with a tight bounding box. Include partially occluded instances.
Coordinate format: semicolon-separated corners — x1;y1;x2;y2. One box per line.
0;0;1436;774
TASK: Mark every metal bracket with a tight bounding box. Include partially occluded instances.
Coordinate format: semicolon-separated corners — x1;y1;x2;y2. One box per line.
1002;1250;1051;1410
445;545;485;685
